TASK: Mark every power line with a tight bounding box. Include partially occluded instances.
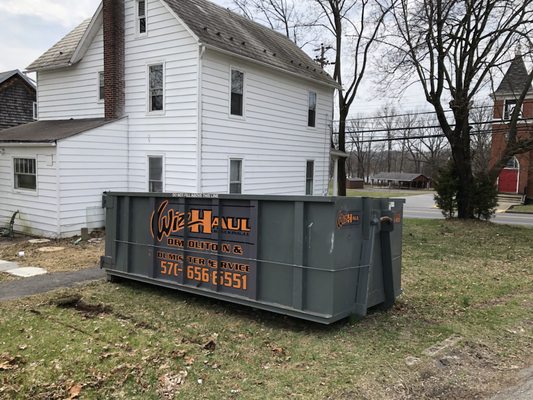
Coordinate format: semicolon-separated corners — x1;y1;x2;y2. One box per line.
332;118;533;135
337;105;493;124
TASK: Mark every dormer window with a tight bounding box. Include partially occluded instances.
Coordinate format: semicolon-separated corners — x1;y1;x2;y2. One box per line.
504;99;522;120
137;0;147;35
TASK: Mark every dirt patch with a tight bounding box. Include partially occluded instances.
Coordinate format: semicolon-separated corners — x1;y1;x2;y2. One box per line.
52;294;112;317
0;233;104;274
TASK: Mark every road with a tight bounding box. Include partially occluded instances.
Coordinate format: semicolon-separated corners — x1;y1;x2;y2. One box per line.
402;193;533;227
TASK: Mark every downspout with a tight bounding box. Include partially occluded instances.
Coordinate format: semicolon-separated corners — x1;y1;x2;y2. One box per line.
55;140;61;238
196;45;206;193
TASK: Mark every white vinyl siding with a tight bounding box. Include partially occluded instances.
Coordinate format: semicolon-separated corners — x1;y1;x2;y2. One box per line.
57;119;128;237
125;0;199;193
37;25;105;120
0;147;59;237
201;50;333;196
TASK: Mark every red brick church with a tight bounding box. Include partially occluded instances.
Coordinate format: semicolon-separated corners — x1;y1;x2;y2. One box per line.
490;54;533;201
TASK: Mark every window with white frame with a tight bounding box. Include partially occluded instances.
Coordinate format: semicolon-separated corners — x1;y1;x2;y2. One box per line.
14;158;37;191
230;69;244;116
137;0;147;35
148;64;164;112
305;160;314;195
504;99;522;120
308;91;317;127
148;156;163;192
98;71;104;101
229;159;242;194
32;102;38;120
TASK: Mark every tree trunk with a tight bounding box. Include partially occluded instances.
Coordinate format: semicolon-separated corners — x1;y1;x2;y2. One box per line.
337;110;347;196
451;126;475;218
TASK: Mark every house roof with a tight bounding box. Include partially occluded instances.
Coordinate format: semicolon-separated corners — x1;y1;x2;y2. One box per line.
27;0;337;87
26;18;92;72
0;118;114;143
372;172;430;182
163;0;337;87
495;54;533;95
0;70;36;89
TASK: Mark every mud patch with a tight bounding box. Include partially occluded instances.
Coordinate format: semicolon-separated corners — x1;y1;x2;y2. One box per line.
52;295;112;317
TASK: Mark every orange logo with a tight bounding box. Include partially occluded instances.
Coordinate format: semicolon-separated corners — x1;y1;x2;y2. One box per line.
336;211;361;229
150;201;251;241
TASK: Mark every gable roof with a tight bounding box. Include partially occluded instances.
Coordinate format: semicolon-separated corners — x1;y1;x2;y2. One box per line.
26;18;92;72
27;0;337;87
0;70;36;89
0;118;114;143
162;0;337;87
495;54;533;95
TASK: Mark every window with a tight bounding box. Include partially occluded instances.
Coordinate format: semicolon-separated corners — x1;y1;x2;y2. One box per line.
98;71;104;101
229;159;242;194
504;99;522;120
148;156;163;192
148;64;164;112
230;69;244;116
32;102;38;120
14;158;36;191
308;91;317;127
305;160;314;195
137;0;147;34
505;157;519;169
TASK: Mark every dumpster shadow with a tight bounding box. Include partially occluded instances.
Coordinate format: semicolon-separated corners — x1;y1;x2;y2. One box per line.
112;278;351;334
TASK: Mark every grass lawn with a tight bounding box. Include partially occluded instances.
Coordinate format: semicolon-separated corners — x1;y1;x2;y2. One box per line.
508;204;533;214
0;220;531;399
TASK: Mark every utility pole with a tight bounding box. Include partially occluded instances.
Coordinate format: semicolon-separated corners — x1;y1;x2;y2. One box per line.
314;43;334;68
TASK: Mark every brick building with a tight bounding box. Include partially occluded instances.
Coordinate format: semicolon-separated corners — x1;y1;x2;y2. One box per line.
490;54;533;201
0;70;36;131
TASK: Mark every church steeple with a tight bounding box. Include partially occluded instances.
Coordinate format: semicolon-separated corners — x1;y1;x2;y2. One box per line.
494;53;532;96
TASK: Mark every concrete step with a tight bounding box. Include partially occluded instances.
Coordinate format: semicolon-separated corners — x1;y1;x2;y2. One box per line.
497;194;524;205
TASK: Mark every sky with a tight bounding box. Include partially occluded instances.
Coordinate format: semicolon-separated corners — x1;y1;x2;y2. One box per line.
0;0;489;116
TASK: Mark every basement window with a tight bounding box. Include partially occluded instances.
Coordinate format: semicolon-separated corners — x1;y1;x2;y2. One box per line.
308;91;317;127
230;69;244;116
148;156;163;192
137;0;147;35
306;160;314;195
229;159;242;194
148;64;164;112
14;158;37;191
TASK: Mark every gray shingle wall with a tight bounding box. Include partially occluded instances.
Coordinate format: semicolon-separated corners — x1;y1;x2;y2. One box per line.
0;76;36;131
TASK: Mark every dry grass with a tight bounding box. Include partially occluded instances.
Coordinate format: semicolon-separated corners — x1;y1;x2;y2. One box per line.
0;219;531;399
0;237;103;275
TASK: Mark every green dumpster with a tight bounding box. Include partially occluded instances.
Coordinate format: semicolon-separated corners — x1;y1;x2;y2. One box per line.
101;193;404;324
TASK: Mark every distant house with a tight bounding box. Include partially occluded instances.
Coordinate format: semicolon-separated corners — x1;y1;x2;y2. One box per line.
489;53;533;201
371;172;431;189
0;70;36;131
0;0;337;238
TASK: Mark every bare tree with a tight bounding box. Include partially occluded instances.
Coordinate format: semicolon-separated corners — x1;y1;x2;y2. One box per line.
316;0;391;195
231;0;320;47
384;0;533;218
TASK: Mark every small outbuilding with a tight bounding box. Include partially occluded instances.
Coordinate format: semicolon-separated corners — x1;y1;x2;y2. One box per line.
371;172;431;189
346;177;364;189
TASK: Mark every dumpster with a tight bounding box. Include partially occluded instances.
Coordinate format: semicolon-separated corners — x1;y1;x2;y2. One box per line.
101;193;404;324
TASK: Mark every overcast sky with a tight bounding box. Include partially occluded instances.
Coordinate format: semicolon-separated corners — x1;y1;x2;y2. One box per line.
0;0;453;114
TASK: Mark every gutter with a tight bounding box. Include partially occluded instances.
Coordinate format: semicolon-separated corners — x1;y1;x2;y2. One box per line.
0;142;57;148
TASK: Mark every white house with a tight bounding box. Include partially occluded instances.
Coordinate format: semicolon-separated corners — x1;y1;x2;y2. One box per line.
0;0;337;238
